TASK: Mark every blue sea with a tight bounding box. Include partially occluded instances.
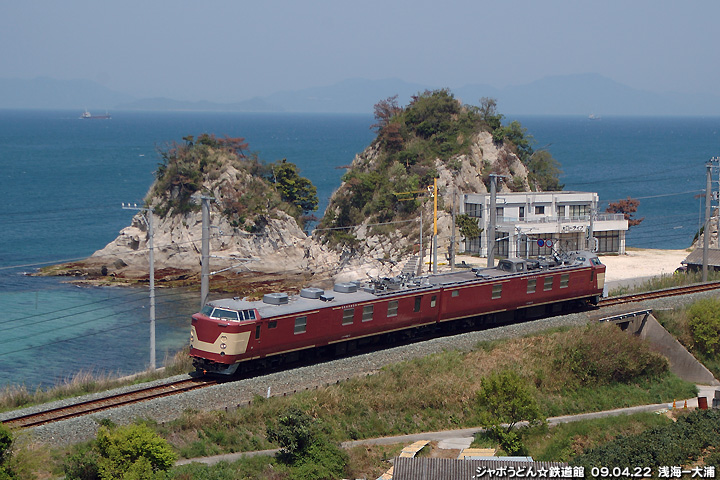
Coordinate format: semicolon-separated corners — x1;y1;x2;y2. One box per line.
1;110;718;389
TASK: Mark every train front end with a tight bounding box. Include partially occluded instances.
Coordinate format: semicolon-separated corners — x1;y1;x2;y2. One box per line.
189;302;258;375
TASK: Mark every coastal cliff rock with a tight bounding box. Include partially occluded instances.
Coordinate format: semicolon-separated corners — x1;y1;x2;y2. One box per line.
317;90;559;280
69;135;341;285
50;92;562;291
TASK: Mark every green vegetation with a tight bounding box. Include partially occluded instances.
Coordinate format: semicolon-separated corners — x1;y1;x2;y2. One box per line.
266;407;348;480
476;369;544;455
6;319;709;478
655;297;720;378
64;422;177;479
319;90;562;246
457;213;482;240
570;409;720;469
151;133;317;229
151;323;692;460
0;424;14;480
473;411;673;461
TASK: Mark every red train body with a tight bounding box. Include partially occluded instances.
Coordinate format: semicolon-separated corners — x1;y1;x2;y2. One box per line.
190;251;606;375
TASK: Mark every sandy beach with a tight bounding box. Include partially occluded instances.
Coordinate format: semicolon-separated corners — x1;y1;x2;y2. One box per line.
599;248;690;289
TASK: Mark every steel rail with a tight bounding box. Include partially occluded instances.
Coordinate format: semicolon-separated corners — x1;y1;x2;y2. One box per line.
2;378;217;429
599;281;720;307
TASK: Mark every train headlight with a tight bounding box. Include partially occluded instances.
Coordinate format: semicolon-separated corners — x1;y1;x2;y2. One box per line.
220;343;227;350
190;332;194;342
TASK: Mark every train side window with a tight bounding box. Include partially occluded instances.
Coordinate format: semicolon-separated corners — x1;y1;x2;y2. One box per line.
342;308;354;325
268;320;277;329
451;290;460;298
414;296;422;312
362;305;374;322
527;278;536;294
294;316;307;334
430;295;437;307
255;325;261;340
492;284;502;299
387;300;398;317
560;274;569;288
544;276;554;291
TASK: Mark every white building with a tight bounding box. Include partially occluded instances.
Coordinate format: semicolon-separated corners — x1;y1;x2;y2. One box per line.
460;191;628;258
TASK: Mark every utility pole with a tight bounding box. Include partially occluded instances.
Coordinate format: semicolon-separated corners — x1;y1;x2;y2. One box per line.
703;163;712;282
200;196;214;308
712;156;720;248
432;178;438;274
450;186;456;272
418;212;423;276
487;174;504;267
122;203;156;370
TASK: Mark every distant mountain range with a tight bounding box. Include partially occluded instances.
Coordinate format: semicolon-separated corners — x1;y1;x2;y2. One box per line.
1;74;719;116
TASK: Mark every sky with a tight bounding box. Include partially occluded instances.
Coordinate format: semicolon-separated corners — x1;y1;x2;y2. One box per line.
2;1;719;103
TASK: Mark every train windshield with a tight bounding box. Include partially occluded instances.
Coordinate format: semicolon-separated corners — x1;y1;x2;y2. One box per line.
201;305;213;316
212;309;240;321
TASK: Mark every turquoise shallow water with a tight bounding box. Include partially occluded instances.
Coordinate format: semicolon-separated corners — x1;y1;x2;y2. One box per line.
0;110;717;388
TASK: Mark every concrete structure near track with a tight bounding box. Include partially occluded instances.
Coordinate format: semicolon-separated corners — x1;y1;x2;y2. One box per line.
460;191;629;258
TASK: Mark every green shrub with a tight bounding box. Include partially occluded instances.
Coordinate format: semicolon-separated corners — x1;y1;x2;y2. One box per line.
64;423;177;480
686;298;720;355
266;407;348;480
0;424;13;480
571;409;720;468
553;323;668;386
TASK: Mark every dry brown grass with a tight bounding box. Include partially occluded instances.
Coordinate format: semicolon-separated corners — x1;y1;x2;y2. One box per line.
0;347;193;413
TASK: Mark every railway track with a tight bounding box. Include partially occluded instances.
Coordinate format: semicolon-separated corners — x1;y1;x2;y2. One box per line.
598;281;720;307
1;377;217;429
6;280;720;430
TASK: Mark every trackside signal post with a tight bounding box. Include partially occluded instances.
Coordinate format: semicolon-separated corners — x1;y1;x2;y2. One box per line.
122;203;156;371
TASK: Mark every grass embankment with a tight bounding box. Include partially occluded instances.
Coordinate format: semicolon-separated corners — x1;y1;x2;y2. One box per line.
13;322;700;479
153;323;694;459
0;348;194;414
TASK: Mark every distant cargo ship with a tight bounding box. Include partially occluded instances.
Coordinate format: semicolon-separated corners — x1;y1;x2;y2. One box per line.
80;109;111;119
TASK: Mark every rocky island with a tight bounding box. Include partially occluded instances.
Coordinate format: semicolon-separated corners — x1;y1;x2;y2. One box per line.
45;90;563;295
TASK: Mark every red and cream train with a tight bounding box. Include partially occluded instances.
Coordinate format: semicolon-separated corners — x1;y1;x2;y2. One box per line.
189;251;606;375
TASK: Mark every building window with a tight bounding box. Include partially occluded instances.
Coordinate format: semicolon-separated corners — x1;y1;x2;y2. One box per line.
451;290;460;298
492;284;502;299
414;296;422;312
294;316;307;334
362;305;374;322
556;205;566;218
387;300;399;317
570;205;589;219
594;231;620;253
535;206;545;215
519;206;525;220
494;231;509;258
430;295;437;308
496;207;504;219
527;278;536;294
466;235;482;254
465;202;482;218
560;274;569;288
342;308;354;325
544;277;554;291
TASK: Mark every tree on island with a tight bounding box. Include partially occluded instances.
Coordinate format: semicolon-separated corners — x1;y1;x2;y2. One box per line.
606;197;644;227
